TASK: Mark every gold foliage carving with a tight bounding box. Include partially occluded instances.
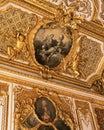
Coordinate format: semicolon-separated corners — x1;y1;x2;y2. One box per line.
28;4;85;79
50;0;93;19
14;86;76;130
64;35;82;79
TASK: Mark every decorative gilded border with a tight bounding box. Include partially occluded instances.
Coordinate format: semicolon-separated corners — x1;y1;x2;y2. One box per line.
0;82;9;130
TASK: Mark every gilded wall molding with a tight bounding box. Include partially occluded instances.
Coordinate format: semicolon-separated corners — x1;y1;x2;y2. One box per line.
0;82;9;130
13;84;103;130
1;69;104;106
75;100;95;130
14;85;76;130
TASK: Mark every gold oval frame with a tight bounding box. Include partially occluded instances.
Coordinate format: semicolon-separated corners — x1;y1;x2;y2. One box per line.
28;18;81;73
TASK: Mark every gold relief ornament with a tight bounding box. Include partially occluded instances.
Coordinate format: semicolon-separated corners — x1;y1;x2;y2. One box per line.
7;31;34;64
14;87;75;130
54;4;85;29
63;34;84;79
7;32;26;60
51;0;92;19
28;4;85;79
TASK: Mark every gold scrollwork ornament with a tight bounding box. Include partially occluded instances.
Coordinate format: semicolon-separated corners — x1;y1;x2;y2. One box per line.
28;5;85;79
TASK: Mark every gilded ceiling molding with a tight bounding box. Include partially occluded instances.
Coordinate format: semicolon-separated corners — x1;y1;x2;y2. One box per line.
18;0;54;18
0;0;104;89
0;0;57;18
79;21;104;41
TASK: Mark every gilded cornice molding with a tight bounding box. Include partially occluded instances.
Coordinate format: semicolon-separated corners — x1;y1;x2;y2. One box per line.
79;21;104;41
0;67;104;106
0;0;57;18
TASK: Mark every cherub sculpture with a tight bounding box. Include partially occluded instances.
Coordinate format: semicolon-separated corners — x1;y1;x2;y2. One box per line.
7;32;26;60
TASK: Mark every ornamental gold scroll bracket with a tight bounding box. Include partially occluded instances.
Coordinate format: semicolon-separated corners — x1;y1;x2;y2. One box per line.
14;87;75;130
28;5;85;79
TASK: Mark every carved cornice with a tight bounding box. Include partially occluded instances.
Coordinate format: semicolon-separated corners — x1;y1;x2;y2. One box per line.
0;67;104;106
79;21;104;41
0;0;57;18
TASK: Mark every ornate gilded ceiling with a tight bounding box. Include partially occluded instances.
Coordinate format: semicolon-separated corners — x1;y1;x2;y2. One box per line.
0;0;104;92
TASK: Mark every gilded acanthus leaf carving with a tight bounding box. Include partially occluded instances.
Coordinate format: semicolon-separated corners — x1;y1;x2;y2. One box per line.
54;4;85;29
50;0;93;19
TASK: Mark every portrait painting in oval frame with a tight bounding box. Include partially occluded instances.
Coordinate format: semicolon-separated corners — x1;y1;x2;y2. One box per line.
35;97;56;123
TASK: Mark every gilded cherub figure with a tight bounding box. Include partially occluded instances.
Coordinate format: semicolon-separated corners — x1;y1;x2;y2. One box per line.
7;32;26;60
